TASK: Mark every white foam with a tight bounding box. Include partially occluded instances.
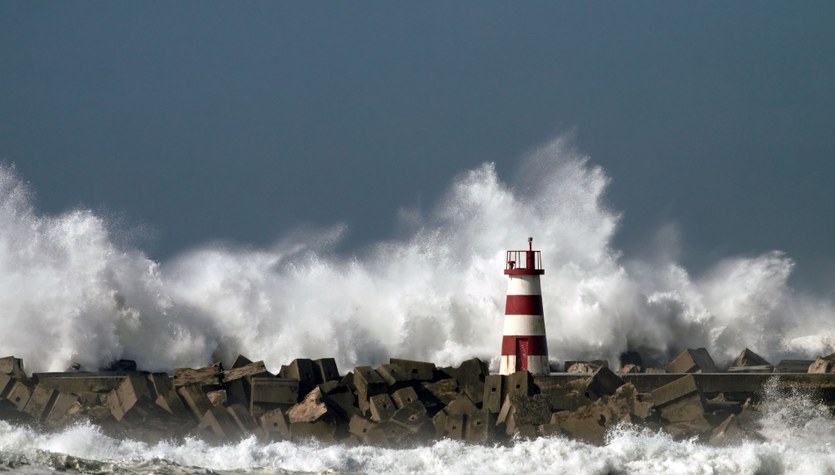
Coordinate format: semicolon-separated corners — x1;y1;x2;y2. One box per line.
1;136;834;373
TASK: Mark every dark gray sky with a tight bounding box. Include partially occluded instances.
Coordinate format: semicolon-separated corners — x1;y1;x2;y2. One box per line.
2;2;834;292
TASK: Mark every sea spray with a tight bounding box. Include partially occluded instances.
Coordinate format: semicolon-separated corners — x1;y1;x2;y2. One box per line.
1;136;835;373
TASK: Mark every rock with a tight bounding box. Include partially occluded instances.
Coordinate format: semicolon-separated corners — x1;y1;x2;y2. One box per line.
665;348;719;374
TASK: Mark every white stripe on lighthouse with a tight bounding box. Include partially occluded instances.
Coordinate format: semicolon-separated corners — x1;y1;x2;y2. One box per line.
502;314;547;335
506;275;542;295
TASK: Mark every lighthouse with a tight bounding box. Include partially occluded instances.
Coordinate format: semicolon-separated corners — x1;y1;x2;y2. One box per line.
500;237;549;375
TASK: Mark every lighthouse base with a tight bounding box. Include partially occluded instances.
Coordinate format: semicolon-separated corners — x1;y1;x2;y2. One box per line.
499;354;549;375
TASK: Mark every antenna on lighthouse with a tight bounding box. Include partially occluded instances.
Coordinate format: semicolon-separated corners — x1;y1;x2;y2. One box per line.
500;237;549;375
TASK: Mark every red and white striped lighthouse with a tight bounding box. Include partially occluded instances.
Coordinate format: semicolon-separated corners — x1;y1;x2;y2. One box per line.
500;237;549;375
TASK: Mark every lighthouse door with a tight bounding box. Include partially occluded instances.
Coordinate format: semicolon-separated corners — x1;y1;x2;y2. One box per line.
516;338;530;371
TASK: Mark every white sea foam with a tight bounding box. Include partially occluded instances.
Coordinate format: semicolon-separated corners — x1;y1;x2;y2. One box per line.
0;385;832;475
0;136;834;373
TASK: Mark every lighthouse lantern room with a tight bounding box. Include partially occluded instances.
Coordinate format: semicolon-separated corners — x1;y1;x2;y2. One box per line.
500;237;550;375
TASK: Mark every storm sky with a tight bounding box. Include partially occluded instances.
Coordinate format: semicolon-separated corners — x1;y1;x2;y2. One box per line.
2;1;834;293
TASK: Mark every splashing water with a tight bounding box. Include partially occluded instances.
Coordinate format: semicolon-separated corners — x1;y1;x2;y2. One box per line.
0;385;833;475
1;136;834;373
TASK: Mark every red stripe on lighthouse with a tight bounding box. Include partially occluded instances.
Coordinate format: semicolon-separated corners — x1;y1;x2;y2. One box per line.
504;295;544;315
501;335;548;355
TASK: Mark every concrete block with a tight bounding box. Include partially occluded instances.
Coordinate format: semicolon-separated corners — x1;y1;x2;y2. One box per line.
0;374;15;396
808;357;834;374
178;383;213;420
6;382;32;411
665;348;718;374
731;348;771;368
107;375;154;421
349;414;380;439
290;420;337;441
418;379;459;409
651;375;706;423
498;393;551;435
455;358;488;405
464;409;494;443
389;358;435;381
200;406;243;440
775;360;815;373
539;386;591;412
507;371;531;397
353;366;387;414
174;364;223;388
222;361;270;384
207;389;227;407
369;393;396;422
322;388;360;420
314;358;340;382
147;373;189;417
226;403;259;434
286;387;329;424
565;360;608;373
444;394;478;416
231;354;253;369
583;366;625;400
260;408;290;439
390;400;427;433
433;411;464;440
0;356;26;378
43;392;81;429
391;386;419;409
250;377;300;406
727;365;773;373
279;359;320;396
482;374;505;413
23;384;57;421
376;364;411;387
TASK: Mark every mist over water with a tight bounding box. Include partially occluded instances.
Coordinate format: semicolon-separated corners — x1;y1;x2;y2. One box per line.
1;136;834;373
